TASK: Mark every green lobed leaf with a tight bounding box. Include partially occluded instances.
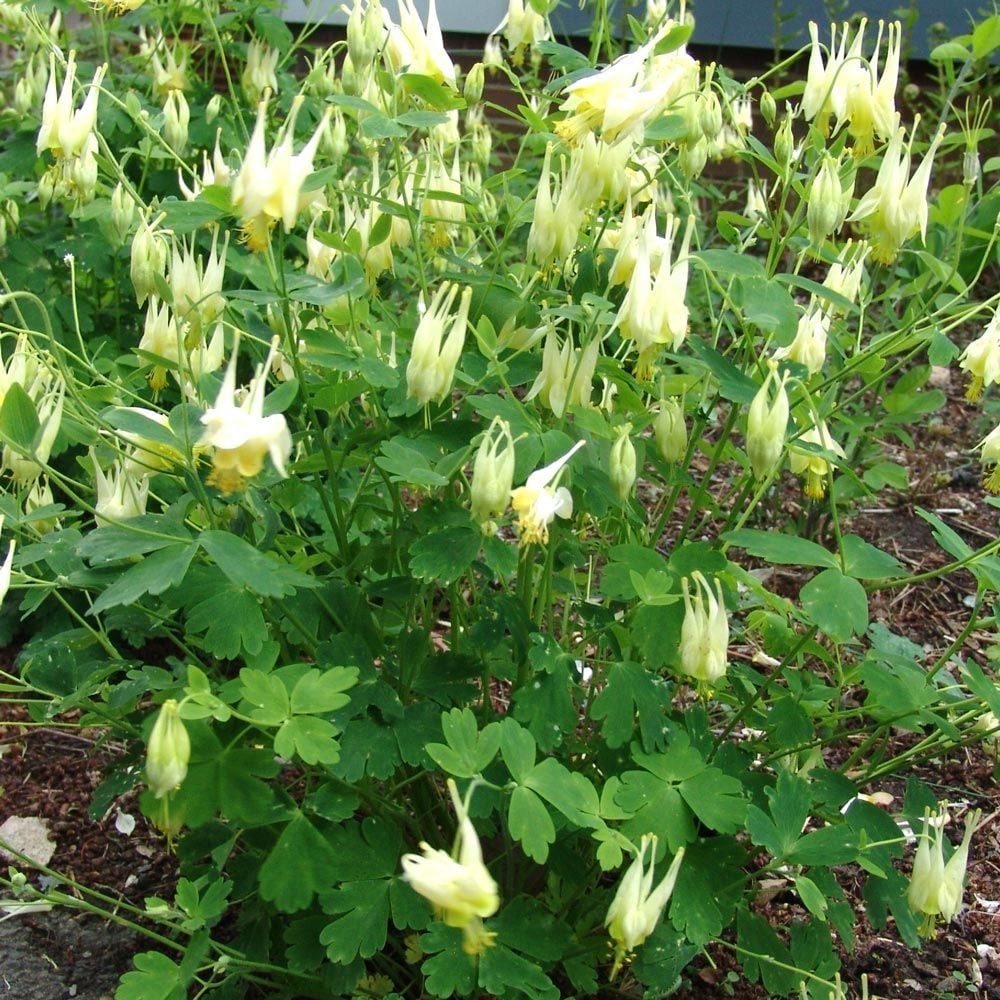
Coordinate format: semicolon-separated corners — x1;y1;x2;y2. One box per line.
679;766;747;833
78;516;193;563
746;769;811;860
409;525;482;585
319;879;391;963
508;786;556;863
90;543;197;615
524;758;601;830
478;944;559;1000
115;951;187;1000
725;528;838;569
589;660;670;752
289;666;358;715
186;583;267;659
426;707;502;778
274;716;342;764
499;718;536;783
669;836;746;946
800;569;869;642
735;276;799;341
420;925;476;997
258;813;339;913
199;530;314;597
239;668;290;725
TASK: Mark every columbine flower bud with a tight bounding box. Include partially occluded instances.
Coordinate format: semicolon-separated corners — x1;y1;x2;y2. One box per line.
163;89;190;154
958;310;1000;401
464;62;485;104
609;425;637;502
773;108;795;171
679;571;729;685
130;212;169;307
606;834;685;979
146;699;190;799
747;363;790;479
808;154;848;247
697;66;723;141
405;283;472;406
206;93;223;124
907;808;981;937
471;417;516;531
510;440;585;546
401;779;499;956
760;89;777;126
109;183;136;247
654;397;687;464
677;137;708;180
963;148;980;187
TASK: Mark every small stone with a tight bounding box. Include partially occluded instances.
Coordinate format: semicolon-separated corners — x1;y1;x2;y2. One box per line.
0;816;57;867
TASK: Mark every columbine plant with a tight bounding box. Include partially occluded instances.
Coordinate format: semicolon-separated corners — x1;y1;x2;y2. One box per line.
0;0;997;997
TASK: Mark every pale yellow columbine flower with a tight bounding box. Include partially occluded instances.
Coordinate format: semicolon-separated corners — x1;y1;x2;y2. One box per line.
168;230;228;344
746;363;790;480
679;571;728;686
789;419;846;500
555;44;660;146
959;311;1000;401
37;51;107;161
242;38;279;104
837;19;901;157
907;808;981;937
501;0;550;62
773;302;830;376
0;516;15;612
91;0;145;14
606;834;685;978
470;417;516;531
524;328;600;418
510;440;585;546
401;779;499;956
199;337;292;494
979;422;1000;494
822;240;869;312
232;96;329;252
390;0;456;87
405;283;472;406
146;699;191;799
848;118;944;265
802;21;847;136
615;213;694;378
92;451;149;525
